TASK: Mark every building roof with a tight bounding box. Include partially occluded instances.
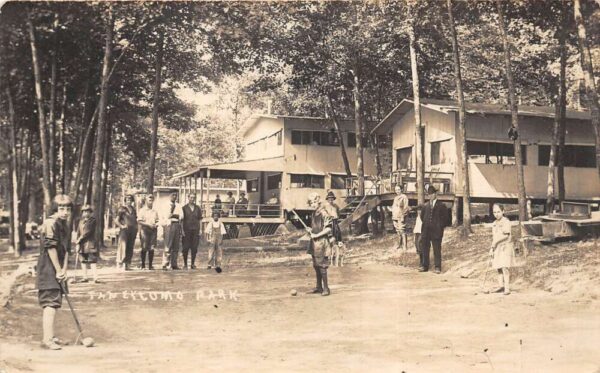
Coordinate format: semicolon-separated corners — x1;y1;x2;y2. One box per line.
371;98;592;135
173;156;285;180
239;113;360;137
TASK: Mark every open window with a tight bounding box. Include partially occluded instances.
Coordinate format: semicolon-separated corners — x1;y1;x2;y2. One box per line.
290;174;325;188
467;141;526;165
538;145;596;168
246;179;259;192
430;139;452;165
267;173;282;190
396;146;413;170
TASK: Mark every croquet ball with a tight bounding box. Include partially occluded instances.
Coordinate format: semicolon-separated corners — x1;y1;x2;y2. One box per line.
290;289;297;296
82;337;95;347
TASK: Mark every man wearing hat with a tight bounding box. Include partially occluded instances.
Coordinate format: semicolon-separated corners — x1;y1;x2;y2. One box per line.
419;185;449;273
182;194;202;269
76;204;101;283
37;194;73;350
325;191;342;242
391;185;410;250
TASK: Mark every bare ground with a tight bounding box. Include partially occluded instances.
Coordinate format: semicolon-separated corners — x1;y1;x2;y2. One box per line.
0;226;599;373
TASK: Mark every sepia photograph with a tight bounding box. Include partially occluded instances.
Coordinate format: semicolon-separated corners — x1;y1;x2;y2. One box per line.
0;0;599;372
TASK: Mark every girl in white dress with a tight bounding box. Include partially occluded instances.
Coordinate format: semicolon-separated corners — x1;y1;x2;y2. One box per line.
489;204;516;295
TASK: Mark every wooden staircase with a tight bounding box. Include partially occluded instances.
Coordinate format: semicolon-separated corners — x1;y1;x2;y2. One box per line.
338;194;382;232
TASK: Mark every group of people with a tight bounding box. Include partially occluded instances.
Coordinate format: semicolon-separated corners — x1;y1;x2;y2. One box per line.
392;184;516;294
213;191;249;216
116;192;226;272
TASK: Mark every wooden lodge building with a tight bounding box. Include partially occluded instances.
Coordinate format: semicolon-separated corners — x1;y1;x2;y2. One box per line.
371;98;600;205
173;114;386;236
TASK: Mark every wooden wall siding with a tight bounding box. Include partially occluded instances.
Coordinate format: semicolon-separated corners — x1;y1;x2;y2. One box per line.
244;117;285;161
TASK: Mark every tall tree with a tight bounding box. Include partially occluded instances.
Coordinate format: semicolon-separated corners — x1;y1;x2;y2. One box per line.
574;0;600;178
91;6;114;246
27;10;53;215
547;0;569;213
496;0;527;222
147;30;164;194
407;2;425;206
5;85;22;256
447;0;472;234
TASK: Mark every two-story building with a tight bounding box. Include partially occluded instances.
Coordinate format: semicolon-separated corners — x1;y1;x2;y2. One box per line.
174;114;386;236
371;98;600;205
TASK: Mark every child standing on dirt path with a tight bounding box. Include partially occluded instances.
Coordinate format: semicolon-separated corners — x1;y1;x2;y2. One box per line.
37;194;73;350
206;211;226;273
489;204;516;295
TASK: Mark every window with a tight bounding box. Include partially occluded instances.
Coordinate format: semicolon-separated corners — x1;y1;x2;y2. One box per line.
347;132;369;148
430;139;452;165
396;147;413;170
290;174;325;188
538;145;596;168
291;130;338;146
267;173;282;190
246;179;258;192
330;174;346;189
467;141;526;165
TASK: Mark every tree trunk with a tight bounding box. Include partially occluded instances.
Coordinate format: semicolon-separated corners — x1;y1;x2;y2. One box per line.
327;93;352;178
6;86;22;256
408;5;425;206
447;0;472;234
496;0;527;222
147;30;164;195
58;84;68;194
71;98;98;204
97;120;113;248
27;12;53;215
574;0;600;178
352;67;366;195
92;7;113;247
547;1;568;213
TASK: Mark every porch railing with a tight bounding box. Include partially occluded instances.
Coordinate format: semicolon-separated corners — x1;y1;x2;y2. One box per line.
201;202;284;219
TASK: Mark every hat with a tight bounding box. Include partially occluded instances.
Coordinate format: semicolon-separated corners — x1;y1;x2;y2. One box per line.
326;191;336;200
426;185;438;194
240;191;246;196
54;194;73;206
81;204;93;212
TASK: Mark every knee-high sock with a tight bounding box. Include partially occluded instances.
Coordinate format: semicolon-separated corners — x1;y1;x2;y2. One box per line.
191;249;197;266
502;268;510;291
183;249;188;266
148;250;154;267
90;263;97;281
141;250;147;268
42;307;56;342
497;269;504;288
320;268;329;290
314;266;323;290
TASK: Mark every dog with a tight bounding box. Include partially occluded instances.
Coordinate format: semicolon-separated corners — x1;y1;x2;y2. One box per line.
330;241;347;267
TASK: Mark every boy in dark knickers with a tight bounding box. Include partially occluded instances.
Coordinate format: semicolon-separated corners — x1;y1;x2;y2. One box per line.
37;194;73;350
306;192;333;296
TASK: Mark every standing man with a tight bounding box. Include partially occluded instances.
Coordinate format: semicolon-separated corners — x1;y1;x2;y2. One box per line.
76;204;101;283
325;191;342;243
224;191;236;216
306;192;333;296
182;194;202;270
391;185;410;250
162;192;183;270
37;194;72;350
138;195;159;270
120;194;138;271
419;185;449;274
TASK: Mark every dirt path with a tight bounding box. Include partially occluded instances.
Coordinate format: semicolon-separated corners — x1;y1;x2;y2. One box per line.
1;260;599;373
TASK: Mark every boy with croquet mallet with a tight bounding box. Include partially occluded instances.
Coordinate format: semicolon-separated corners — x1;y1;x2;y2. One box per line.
36;194;73;350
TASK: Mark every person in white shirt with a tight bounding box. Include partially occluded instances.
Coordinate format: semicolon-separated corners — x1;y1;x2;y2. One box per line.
161;192;184;270
137;195;159;270
391;185;410;250
206;210;227;273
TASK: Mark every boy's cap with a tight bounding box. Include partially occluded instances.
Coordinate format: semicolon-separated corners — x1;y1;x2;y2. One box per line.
427;185;438;194
81;204;93;212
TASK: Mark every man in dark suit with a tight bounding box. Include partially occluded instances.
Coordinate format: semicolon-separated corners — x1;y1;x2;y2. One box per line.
419;185;449;274
182;194;202;269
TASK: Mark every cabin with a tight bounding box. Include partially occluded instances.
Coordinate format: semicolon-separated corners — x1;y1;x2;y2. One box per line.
371;98;600;206
174;114;387;236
